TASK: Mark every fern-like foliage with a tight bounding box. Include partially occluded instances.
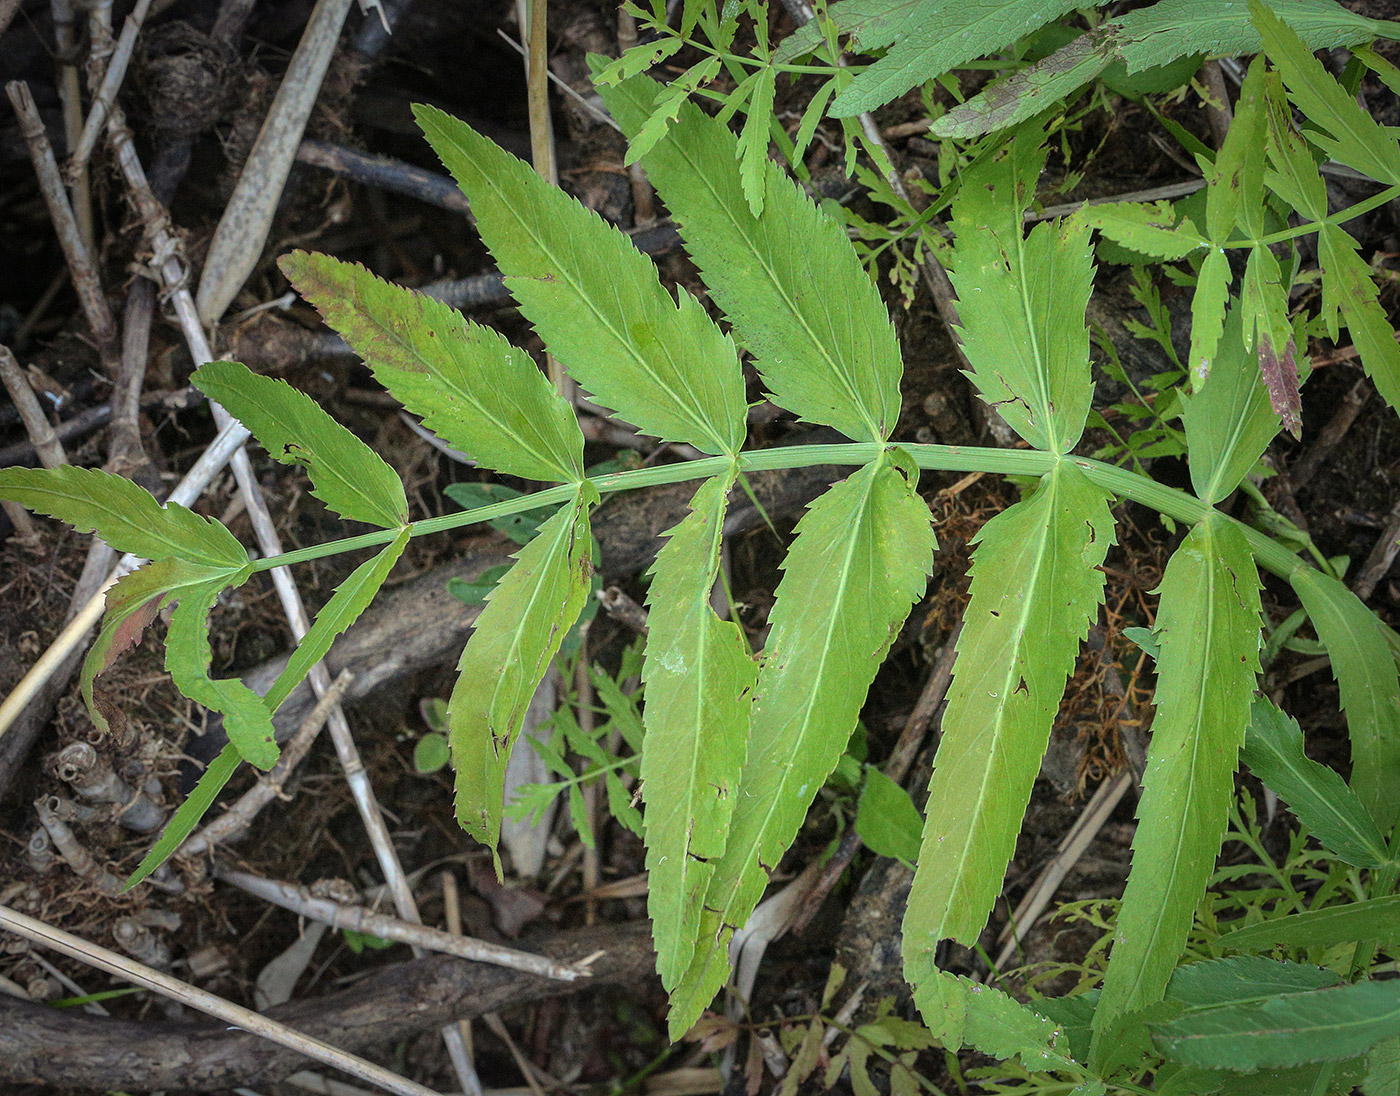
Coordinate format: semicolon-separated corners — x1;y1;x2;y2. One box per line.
3;13;1399;1083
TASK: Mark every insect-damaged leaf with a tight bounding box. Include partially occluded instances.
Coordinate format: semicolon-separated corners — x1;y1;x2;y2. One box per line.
665;452;935;1038
193;361;408;529
450;487;596;871
904;461;1113;989
641;470;757;990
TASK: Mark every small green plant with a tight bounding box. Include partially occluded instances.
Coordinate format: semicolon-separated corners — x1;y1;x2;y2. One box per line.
3;3;1400;1089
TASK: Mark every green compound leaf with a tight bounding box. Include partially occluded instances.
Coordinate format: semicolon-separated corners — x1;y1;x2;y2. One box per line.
1292;567;1400;833
827;0;1097;118
414;106;747;457
1180;303;1281;505
1153;977;1400;1072
0;464;246;568
919;970;1083;1074
1252;0;1400;187
950;139;1096;453
1073;200;1207;262
192;361;408;529
904;461;1113;983
263;528;411;714
166;576;279;771
1092;514;1261;1062
82;558;247;733
281;252;582;484
667;453;936;1037
641;470;758;991
1317;223;1400;423
1220;894;1400;952
125;743;241;890
450;487;596;870
597;69;903;444
1242;697;1389;868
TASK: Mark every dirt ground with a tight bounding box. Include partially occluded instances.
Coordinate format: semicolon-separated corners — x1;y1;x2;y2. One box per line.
0;1;1398;1094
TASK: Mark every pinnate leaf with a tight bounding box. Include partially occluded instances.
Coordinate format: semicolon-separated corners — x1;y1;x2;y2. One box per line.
1292;567;1400;832
737;68;777;217
166;579;279;770
125;744;241;889
827;0;1094;118
414;105;747;456
82;558;245;733
192;361;408;529
597;70;903;444
0;464;245;568
281;251;583;483
641;470;757;990
1180;303;1281;505
263;529;411;713
1220;894;1400;952
668;453;935;1036
1242;697;1389;868
904;461;1113;985
951;141;1096;453
450;487;596;869
1092;514;1261;1060
1252;0;1400;187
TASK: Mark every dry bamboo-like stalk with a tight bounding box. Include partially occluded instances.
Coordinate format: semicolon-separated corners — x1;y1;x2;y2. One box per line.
178;671;353;858
4;81;119;365
0;344;68;470
195;0;357;325
0;904;447;1096
215;868;592;982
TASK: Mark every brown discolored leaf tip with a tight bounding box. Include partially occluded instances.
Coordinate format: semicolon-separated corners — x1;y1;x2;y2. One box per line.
1258;336;1303;440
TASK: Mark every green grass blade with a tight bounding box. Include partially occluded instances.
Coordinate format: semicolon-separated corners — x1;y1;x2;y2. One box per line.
81;558;243;733
666;452;935;1036
1317;223;1400;422
0;464;246;568
1091;514;1261;1062
904;462;1113;985
828;0;1094;118
641;470;758;991
1220;894;1400;952
450;487;597;870
1292;567;1400;833
166;576;279;771
596;70;903;444
192;361;408;529
281;251;583;484
263;529;411;713
1181;303;1281;505
413;107;747;457
951;142;1097;453
124;744;240;889
1153;978;1400;1071
1242;698;1389;868
1252;0;1400;187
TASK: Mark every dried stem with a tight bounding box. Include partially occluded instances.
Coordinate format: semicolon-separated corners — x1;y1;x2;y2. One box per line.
4;81;119;367
49;0;93;254
0;344;68;470
0;904;447;1096
215;868;591;982
67;0;153;172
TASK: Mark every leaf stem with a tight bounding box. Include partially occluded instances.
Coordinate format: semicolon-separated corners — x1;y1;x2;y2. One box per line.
247;442;1309;585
